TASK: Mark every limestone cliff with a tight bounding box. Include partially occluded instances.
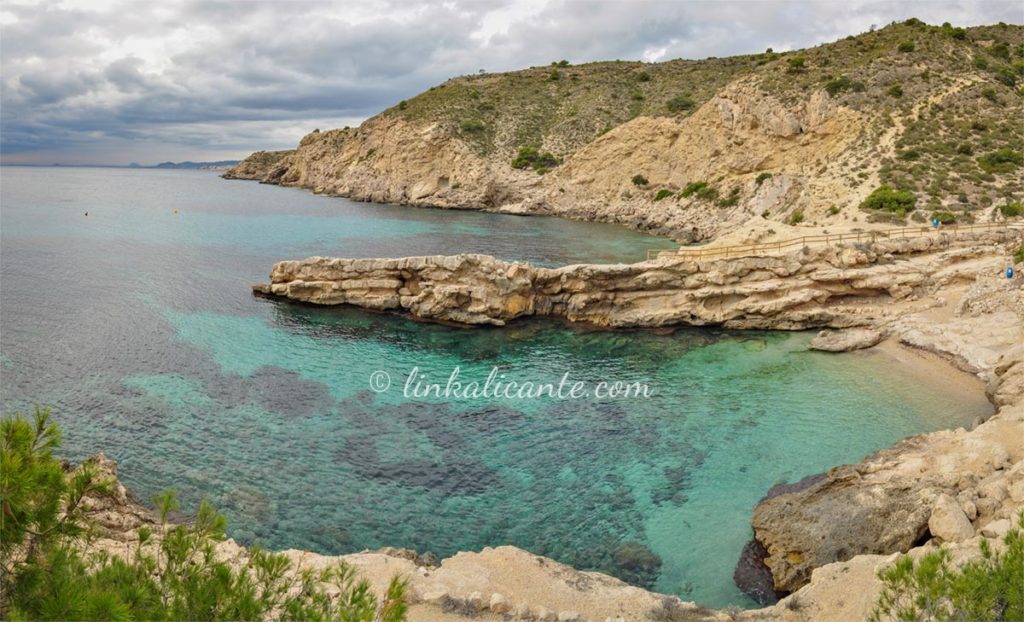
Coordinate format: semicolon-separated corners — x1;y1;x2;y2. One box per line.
227;21;1024;241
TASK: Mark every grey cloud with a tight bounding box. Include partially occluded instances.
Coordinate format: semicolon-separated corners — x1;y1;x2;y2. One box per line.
1;0;1021;164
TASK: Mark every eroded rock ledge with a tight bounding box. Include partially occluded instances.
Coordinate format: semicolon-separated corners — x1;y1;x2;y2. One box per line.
253;230;1019;330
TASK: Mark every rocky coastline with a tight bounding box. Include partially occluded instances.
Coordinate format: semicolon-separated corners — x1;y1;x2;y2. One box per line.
78;221;1024;619
240;225;1024;619
155;22;1024;617
252;229;1020;330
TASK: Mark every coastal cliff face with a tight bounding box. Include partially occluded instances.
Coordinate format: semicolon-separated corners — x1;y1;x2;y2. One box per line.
226;22;1023;241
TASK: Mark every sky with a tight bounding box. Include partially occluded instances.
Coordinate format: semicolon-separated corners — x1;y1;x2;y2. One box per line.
1;0;1021;165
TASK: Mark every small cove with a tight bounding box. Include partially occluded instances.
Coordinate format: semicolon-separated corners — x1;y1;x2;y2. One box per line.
0;166;990;607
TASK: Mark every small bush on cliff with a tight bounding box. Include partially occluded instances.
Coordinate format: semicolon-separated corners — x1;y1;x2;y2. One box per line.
861;185;916;215
679;181;719;202
755;172;773;186
717;186;741;207
787;56;806;72
511;146;560;173
632;174;649;186
977;149;1024;173
824;75;853;96
870;514;1024;622
1000;202;1023;217
653;189;674;201
930;210;956;224
459;118;485;133
0;410;408;621
681;181;708;198
666;95;695;112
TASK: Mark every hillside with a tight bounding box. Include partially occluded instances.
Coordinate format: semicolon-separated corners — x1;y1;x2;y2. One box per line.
226;19;1024;243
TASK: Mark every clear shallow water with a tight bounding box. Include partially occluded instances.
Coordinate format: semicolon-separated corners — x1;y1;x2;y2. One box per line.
0;166;988;607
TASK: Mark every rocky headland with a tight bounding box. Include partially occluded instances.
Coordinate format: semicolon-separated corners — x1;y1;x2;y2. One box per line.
201;17;1024;621
252;229;1021;331
225;22;1023;243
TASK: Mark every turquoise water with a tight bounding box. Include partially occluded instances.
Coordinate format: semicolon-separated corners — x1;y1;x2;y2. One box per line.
0;166;988;607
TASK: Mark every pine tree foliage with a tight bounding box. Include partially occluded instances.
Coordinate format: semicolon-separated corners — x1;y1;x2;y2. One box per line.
0;409;408;621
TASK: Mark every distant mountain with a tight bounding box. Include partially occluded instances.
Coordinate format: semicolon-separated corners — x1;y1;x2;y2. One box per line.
155;160;240;170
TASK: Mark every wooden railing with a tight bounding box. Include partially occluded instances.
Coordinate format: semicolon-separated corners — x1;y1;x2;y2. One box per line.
646;221;1022;261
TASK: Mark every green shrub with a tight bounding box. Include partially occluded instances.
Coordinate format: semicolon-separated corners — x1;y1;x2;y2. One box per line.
666;96;695;112
949;27;968;40
0;410;409;621
977;149;1024;173
861;185;916;215
681;181;708;198
459;119;485;133
717;187;741;207
632;174;649;186
974;56;989;70
957;143;974;155
900;149;921;160
870;514;1023;622
828;205;840;216
755;172;773;186
888;83;904;97
511;146;560;173
824;75;853;96
1000;202;1023;217
397;100;407;110
787;56;807;72
995;67;1017;87
897;40;916;53
990;42;1011;60
697;186;719;202
788;210;804;225
631;91;644;101
981;87;998;103
930;210;956;224
1015;243;1024;264
636;71;651;82
547;69;561;81
651;189;673;202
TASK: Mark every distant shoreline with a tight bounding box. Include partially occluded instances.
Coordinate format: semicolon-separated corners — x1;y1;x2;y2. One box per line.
0;161;240;171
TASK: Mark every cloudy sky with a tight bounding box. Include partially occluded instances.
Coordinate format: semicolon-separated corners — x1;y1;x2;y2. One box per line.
1;0;1021;165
